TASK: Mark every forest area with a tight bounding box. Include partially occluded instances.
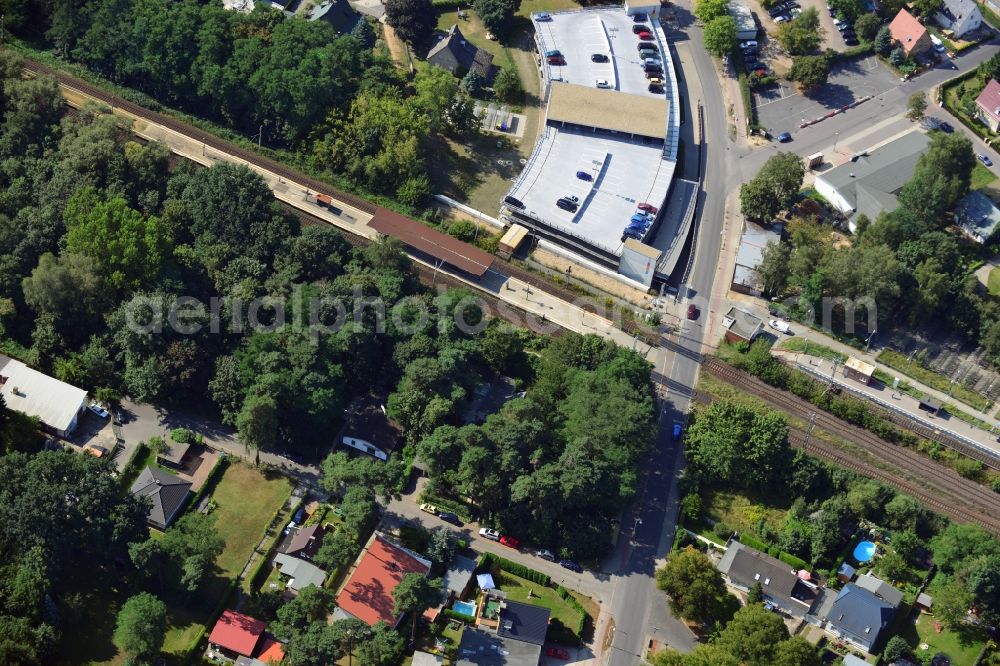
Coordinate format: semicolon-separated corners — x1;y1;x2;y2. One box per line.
1;0;482;207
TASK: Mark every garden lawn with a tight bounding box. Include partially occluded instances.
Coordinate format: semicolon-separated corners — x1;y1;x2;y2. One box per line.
704;488;789;537
990;267;1000;298
900;611;988;666
161;462;293;656
497;571;588;641
776;338;848;363
971;163;998;190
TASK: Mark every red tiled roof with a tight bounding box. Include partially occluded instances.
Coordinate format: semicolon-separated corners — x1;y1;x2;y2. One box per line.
336;534;432;626
368;207;495;277
256;636;285;665
208;610;265;656
977;79;1000;122
889;9;927;53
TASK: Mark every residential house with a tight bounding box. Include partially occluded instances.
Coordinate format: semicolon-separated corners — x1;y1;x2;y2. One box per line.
976;79;1000;132
814;130;930;232
728;0;759;41
208;610;266;660
731;221;782;296
335;532;432;627
855;572;905;606
721;306;764;344
718;542;819;618
0;354;88;437
129;466;192;530
427;25;494;79
308;0;360;35
442;554;477;600
273;553;328;592
955;190;1000;244
278;524;325;560
889;9;932;58
457;591;552;666
809;579;902;653
934;0;982;38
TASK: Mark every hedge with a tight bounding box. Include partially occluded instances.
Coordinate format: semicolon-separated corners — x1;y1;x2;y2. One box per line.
478;552;550;586
419;490;474;523
432;0;465;7
779;551;809;571
829;43;874;62
442;608;476;624
739;534;770;552
556;586;588;639
244;495;303;594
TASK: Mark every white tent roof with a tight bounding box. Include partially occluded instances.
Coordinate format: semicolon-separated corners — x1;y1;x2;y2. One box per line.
0;354;87;432
477;573;495;590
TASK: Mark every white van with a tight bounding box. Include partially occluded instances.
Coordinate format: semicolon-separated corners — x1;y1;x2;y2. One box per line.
596;79;612;88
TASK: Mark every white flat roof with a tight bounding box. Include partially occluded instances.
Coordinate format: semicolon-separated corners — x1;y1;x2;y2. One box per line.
535;8;666;99
0;354;87;432
506;127;675;255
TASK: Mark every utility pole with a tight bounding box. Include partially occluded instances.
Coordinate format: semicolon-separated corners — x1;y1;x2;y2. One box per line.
803;412;816;452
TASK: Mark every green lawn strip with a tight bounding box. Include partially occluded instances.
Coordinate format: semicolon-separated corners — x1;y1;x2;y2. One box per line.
776;338;848;363
876;349;992;412
972;163;998;190
900;609;988;666
989;267;1000;297
496;570;586;639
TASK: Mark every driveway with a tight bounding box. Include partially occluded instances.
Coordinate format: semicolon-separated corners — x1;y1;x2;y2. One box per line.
118;399;322;486
756;54;898;134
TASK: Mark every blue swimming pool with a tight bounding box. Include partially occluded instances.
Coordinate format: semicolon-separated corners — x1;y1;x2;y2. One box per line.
453;600;476;617
853;540;877;563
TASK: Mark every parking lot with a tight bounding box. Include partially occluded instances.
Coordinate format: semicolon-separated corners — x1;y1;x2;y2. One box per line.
534;8;665;98
755;55;898;135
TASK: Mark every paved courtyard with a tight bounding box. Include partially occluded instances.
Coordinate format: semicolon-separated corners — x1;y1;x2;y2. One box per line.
755;55;899;136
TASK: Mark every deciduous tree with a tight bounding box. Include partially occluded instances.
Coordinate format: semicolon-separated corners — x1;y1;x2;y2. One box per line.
776;7;823;55
695;0;730;23
704;16;738;57
655;548;735;627
392;574;443;642
788;55;831;92
385;0;435;51
113;593;167;664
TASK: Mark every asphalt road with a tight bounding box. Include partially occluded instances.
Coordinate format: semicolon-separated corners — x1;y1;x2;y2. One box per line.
604;4;736;662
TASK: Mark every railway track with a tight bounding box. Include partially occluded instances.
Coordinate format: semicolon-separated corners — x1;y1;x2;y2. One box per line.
700;358;1000;533
24;56;660;345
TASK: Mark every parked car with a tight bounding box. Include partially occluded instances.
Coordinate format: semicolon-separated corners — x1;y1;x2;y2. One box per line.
638;31;653;40
544;49;561;57
672;422;683;440
500;535;521;549
591;53;609;62
687;303;698;320
647;76;664;86
535;12;552;20
648;82;664;93
419;503;439;515
638;202;658;213
645;70;663;79
88;402;109;419
556;198;579;212
980;154;994;167
576;170;593;181
841;28;856;38
843;36;859;45
546;647;571;660
739;40;758;50
768;6;786;16
84;445;108;458
939;121;955;133
596;79;612;89
931;34;946;53
632;11;648;21
777;132;792;142
638;42;658;53
558;559;583;572
547;56;566;66
768;318;792;334
438;512;462;526
536;549;556;561
773;14;790;22
632;24;648;34
479;528;501;541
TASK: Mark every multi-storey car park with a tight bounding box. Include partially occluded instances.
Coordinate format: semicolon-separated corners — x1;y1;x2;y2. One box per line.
500;4;696;289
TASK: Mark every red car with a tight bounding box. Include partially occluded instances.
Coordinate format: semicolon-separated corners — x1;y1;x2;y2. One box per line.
638;31;653;40
637;203;658;214
687;304;698;320
546;647;570;660
547;56;566;66
500;535;521;549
